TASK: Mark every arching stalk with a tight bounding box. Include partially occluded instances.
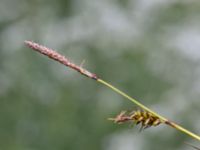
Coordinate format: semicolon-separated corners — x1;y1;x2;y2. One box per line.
25;40;200;142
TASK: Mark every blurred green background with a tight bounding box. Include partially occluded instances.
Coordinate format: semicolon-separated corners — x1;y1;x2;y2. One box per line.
1;0;200;150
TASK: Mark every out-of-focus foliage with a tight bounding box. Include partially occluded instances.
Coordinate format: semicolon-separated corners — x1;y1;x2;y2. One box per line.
0;0;200;150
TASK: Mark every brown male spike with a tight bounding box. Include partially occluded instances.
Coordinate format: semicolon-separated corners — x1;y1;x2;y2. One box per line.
24;41;98;80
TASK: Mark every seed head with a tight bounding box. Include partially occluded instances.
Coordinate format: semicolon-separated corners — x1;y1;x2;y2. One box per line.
25;41;98;80
109;110;162;130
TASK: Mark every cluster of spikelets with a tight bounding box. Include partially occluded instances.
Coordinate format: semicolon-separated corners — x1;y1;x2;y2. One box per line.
25;41;200;145
109;110;163;130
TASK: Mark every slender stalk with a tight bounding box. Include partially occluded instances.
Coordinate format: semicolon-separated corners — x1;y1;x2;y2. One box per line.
25;40;200;142
97;79;200;141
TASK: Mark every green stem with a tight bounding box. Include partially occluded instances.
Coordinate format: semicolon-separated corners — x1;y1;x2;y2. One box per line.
97;79;200;141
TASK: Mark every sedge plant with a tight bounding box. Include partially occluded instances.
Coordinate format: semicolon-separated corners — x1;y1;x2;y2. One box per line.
25;41;200;144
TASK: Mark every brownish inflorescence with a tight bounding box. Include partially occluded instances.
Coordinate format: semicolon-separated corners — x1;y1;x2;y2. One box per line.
109;110;162;130
25;41;98;80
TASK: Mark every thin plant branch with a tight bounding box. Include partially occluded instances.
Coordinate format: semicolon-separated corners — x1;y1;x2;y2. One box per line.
25;40;200;141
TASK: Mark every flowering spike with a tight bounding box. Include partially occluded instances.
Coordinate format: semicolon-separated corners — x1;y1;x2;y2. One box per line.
109;110;162;130
24;41;98;80
25;40;200;141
